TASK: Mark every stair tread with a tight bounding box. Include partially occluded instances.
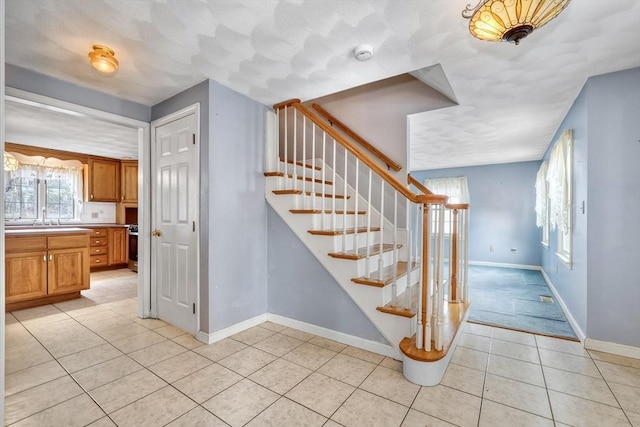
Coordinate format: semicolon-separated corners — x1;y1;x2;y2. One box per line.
264;172;333;185
289;209;366;215
281;158;322;171
309;227;380;236
376;305;416;318
352;261;418;287
328;243;401;260
272;189;349;199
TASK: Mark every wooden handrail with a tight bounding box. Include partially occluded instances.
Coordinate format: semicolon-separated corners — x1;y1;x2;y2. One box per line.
311;103;403;172
408;174;433;195
445;203;469;210
273;99;301;110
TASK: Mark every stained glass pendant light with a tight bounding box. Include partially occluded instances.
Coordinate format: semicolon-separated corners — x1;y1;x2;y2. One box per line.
462;0;571;45
4;152;19;171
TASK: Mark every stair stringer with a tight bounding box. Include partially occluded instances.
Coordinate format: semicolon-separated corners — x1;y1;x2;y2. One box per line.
266;178;414;360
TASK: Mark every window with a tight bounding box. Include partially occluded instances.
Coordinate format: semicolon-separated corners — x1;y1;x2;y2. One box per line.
546;129;573;265
535;161;549;247
4;155;83;222
424;176;470;234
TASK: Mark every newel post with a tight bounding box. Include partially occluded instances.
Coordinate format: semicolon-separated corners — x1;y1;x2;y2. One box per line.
420;202;431;351
449;207;459;302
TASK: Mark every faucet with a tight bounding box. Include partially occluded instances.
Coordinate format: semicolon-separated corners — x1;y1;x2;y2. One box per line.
42;207;46;225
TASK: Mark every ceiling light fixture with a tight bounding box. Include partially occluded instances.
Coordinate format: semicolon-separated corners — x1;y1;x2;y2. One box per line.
353;44;373;62
462;0;571;45
4;152;19;171
88;45;119;73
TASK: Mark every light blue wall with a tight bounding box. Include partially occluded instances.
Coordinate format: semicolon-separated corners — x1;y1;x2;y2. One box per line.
267;207;388;343
411;161;542;266
6;64;150;121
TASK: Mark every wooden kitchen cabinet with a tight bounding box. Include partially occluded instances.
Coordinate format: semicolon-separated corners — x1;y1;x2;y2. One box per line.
48;247;90;295
5;250;48;303
109;227;128;265
121;160;138;203
87;158;121;202
89;228;109;268
89;226;128;269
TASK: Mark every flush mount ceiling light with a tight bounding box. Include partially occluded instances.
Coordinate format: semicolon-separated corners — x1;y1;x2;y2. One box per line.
462;0;571;45
353;44;373;61
4;152;19;171
88;44;119;73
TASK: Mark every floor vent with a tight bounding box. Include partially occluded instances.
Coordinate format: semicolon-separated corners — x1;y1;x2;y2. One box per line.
540;295;554;304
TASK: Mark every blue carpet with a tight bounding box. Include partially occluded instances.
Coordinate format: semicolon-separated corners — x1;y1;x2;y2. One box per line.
466;265;578;340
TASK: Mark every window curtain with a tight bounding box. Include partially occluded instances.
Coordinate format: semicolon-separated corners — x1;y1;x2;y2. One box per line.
535;161;548;228
546;130;572;233
424;176;470;204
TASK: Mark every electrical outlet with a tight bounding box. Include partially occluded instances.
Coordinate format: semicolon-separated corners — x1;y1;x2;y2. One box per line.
91;212;99;219
511;248;518;253
489;245;495;252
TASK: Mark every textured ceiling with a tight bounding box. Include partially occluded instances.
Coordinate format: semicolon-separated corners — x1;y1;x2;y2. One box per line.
4;0;640;170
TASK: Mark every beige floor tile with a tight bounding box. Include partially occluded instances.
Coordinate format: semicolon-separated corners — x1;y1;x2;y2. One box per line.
246;397;327;426
259;321;287;332
608;381;640;414
280;326;315;341
381;357;403;372
155;324;188;339
458;332;491;352
29;320;108;358
317;353;377;387
595;360;640;389
173;363;243;404
309;335;348;352
589;350;640;370
361;366;421;406
194;337;247;361
463;322;493;337
535;335;588;357
73;309;121;325
543;365;618;406
451;346;489;371
491;327;537;346
172;333;205;349
89;369;167;414
72;355;143;391
202;378;279;427
253;332;304;357
341;346;385;364
483;373;551;418
5;360;67;397
96;321;150;342
548;390;630;427
80;314;131;332
332;389;408;427
412;385;481;427
539;348;601;378
128;339;187;367
487;353;545;387
479;399;553;427
323;421;342;427
5;333;54;374
148;351;212;383
401;409;455;426
4;376;84;425
12;304;69;324
134;317;169;330
11;393;105;427
626;410;640;426
282;342;337;370
87;416;117;427
249;358;312;394
166;406;229;427
109;385;197;427
230;325;275;345
490;339;540;364
57;343;123;373
441;362;486;397
286;372;355;417
218;346;277;376
111;330;167;353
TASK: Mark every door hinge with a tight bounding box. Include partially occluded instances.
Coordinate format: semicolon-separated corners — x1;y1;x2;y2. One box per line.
192;303;196;314
192;133;196;145
192;221;196;232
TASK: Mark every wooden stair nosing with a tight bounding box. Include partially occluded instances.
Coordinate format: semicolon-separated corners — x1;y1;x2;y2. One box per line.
289;209;366;215
264;171;333;185
272;189;349;199
281;158;322;171
328;243;401;260
351;261;418;287
376;305;416;318
308;227;380;236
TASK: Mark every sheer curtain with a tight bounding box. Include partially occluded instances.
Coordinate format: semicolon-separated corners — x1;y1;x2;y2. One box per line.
535;161;548;228
424;176;470;203
546;130;572;233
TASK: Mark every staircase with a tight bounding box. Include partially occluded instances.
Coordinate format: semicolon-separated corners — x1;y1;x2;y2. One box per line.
265;99;470;385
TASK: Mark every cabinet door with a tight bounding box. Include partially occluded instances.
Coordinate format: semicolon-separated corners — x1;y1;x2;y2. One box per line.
88;158;121;202
121;160;138;203
109;228;127;265
48;248;90;294
5;251;48;303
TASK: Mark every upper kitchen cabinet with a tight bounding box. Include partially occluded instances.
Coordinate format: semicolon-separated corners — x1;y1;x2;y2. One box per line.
121;160;138;203
86;158;121;202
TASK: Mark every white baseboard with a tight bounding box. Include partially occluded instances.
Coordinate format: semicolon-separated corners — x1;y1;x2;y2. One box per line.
195;313;269;345
584;338;640;360
469;260;541;271
267;314;397;358
540;269;586;343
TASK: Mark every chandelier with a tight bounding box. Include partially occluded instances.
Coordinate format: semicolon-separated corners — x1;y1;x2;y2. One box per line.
462;0;571;45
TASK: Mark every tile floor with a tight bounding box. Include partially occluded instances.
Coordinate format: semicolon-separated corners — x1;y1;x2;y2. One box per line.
4;269;640;426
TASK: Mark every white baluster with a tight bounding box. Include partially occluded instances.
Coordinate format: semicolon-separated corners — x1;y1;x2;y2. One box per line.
321;133;326;229
302;116;306;208
378;180;384;276
463;209;469;302
283;106;288;187
311;123;316;211
332;139;337;232
276;107;280;173
405;199;413;310
391;191;398;307
365;170;372;278
293;109;298;191
354;159;359;252
342;148;348;253
436;203;445;351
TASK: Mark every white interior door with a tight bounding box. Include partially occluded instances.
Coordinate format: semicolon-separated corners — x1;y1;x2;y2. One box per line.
152;110;198;334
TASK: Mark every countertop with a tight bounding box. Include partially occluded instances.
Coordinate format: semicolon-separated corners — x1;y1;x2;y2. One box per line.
5;227;93;236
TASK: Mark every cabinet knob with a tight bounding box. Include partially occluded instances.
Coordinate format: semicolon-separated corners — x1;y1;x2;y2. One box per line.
49;255;53;261
95;240;100;244
43;255;46;262
95;259;101;263
91;194;94;199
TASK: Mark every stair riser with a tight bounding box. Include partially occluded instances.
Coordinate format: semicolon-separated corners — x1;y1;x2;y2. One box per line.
328;232;382;252
354;249;398;275
276;178;336;195
381;270;419;306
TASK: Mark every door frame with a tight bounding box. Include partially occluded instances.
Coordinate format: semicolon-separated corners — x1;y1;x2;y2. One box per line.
149;103;200;333
2;87;152;319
